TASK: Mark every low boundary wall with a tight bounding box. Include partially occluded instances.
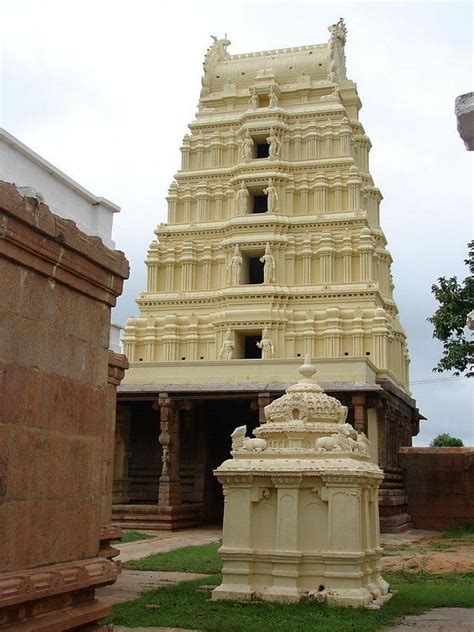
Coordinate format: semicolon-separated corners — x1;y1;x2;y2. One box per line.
399;447;474;530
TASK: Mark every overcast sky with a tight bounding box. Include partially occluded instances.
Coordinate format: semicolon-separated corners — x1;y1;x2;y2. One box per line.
2;0;472;445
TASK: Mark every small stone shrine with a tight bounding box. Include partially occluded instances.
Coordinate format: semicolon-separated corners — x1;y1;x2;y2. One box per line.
213;357;389;607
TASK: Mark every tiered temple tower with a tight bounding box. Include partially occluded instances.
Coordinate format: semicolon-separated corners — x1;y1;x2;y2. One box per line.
115;22;421;532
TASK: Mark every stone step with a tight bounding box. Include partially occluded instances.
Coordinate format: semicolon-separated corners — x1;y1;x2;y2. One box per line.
380;512;413;528
381;521;414;534
379;495;409;507
379;488;408;497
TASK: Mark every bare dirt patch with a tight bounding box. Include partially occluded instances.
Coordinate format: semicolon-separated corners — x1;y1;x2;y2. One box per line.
381;535;474;574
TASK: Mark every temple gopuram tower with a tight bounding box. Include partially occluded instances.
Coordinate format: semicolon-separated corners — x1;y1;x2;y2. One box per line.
115;21;421;532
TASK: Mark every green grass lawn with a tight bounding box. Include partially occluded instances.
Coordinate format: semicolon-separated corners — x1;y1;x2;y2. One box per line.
103;571;474;632
124;542;221;574
112;530;154;545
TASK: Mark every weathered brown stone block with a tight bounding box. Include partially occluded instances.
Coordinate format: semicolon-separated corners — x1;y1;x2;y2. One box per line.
399;447;474;530
0;181;129;629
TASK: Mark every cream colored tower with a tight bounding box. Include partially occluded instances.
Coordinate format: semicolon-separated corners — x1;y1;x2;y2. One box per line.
123;21;409;393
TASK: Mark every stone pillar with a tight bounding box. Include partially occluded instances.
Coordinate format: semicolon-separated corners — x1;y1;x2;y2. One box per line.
214;475;254;600
186;317;199;360
314;176;328;212
372;308;389;369
258;392;272;425
113;404;131;504
351;313;364;357
196;188;208;222
181;134;190;169
324;307;341;357
167;184;178;223
348;166;361;210
358;228;374;282
156;394;182;509
162;315;178;361
342;232;352;282
319;232;334;283
270;476;302;599
215;188;224;220
352;394;367;433
303;316;315;356
292;130;302;160
300;180;309;213
333;177;343;212
340;118;352;156
181;242;194;290
183;193;192;223
196;139;204;169
100;351;129;561
211;141;222;167
324;130;333;157
164;247;175;291
302;236;312;284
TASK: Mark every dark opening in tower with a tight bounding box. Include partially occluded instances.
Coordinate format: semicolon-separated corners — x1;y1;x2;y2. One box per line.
244;335;262;359
252;194;267;213
248;256;264;284
256;142;269;158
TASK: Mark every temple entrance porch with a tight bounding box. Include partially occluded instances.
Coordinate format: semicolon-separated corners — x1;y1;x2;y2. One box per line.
112;383;421;532
112;393;260;529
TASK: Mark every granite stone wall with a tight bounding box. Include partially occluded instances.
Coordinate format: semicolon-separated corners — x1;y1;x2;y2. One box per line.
399;447;474;530
0;181;129;630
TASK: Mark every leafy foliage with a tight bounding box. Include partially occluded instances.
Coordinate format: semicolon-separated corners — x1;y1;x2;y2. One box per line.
430;433;464;447
428;241;474;377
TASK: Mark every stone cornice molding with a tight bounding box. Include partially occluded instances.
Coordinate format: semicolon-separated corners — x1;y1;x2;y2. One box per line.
0;182;129;306
0;557;119;609
108;350;129;386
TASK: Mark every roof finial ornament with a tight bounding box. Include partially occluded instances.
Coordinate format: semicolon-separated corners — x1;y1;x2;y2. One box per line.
328;18;347;46
299;355;316;382
201;34;232;97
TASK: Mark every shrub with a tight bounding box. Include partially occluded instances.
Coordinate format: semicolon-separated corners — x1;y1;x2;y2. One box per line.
430;433;464;447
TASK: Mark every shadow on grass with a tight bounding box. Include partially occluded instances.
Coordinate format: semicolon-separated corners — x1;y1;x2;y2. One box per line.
103;571;474;632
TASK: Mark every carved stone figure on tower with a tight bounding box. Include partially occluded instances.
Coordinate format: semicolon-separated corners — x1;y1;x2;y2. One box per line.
257;327;274;358
220;329;235;359
269;85;279;108
239;130;254;163
249;87;258;109
267;128;281;159
226;245;242;286
235;180;249;214
328;18;347;46
260;242;276;284
263;178;278;213
201;35;232;97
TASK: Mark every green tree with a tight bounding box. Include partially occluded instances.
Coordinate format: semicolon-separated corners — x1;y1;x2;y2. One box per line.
430;433;464;447
428;240;474;377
